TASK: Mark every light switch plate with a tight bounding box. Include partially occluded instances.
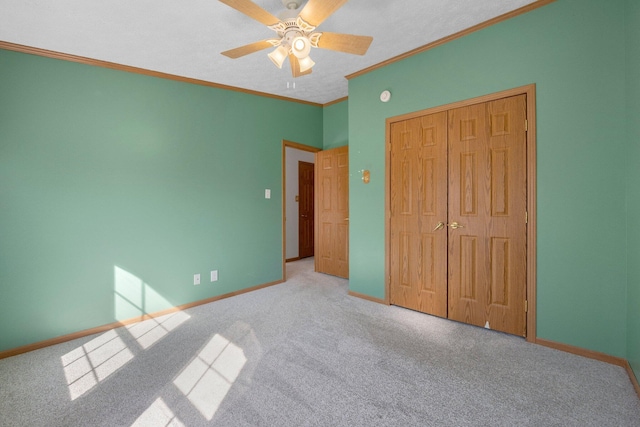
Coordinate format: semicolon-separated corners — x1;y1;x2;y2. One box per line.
265;189;271;199
194;274;200;285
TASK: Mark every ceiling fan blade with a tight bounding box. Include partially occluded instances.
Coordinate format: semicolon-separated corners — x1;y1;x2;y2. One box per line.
221;40;275;59
219;0;280;26
298;0;348;27
316;32;373;55
289;54;312;78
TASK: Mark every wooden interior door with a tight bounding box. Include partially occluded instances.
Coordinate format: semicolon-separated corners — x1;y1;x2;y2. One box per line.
315;146;349;278
389;112;448;317
388;94;527;337
447;95;527;336
298;161;314;259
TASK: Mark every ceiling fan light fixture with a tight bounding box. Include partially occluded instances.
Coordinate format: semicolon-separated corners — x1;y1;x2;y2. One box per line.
218;0;372;79
297;55;315;72
291;36;311;59
268;45;289;68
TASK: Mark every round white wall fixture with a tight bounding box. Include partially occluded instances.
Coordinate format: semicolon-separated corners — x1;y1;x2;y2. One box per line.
380;90;391;103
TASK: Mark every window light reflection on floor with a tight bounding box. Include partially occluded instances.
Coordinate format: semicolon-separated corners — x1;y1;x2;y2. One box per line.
61;329;134;400
60;267;193;402
173;334;247;421
126;311;190;350
130;397;185;427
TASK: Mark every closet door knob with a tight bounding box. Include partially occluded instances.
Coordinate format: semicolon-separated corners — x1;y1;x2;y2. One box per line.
433;221;445;231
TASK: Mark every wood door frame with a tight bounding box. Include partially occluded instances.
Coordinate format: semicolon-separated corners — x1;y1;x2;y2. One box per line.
282;140;321;279
384;84;537;341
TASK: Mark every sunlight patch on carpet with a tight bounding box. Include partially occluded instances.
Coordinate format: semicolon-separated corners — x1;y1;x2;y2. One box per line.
173;333;247;420
126;311;190;350
130;397;185;427
61;329;134;400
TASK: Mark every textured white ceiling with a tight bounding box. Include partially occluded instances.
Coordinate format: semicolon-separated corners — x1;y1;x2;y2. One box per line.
0;0;538;104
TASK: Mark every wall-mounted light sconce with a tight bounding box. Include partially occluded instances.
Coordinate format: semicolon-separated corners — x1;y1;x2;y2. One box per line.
362;169;370;184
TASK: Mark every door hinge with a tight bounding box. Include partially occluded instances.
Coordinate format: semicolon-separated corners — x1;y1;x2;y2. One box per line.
525;211;528;224
525;300;528;312
525;120;528;131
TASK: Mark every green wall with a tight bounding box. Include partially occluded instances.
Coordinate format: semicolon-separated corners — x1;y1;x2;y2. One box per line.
0;49;322;352
348;0;629;357
322;99;348;149
626;0;640;379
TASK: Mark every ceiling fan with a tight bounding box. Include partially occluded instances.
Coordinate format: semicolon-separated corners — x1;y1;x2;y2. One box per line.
219;0;373;77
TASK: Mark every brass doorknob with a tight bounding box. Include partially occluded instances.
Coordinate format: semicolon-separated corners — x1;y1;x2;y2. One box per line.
433;221;445;231
449;222;464;229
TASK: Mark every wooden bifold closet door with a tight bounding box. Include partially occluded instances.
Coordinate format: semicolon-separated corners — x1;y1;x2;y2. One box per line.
389;95;527;336
389;111;449;318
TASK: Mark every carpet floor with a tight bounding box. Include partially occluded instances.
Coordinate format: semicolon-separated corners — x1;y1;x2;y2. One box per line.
1;257;639;426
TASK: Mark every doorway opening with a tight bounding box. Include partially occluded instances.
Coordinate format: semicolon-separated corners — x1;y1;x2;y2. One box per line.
282;140;321;280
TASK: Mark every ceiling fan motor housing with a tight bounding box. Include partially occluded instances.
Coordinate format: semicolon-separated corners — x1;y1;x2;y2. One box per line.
270;16;318;50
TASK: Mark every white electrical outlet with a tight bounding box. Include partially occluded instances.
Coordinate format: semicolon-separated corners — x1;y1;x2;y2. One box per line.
211;270;218;282
265;189;271;199
194;274;200;285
